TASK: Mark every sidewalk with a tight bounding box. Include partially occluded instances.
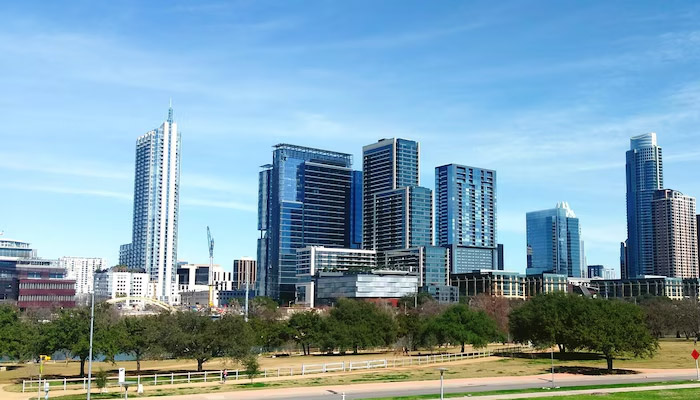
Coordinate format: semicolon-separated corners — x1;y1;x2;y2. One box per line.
456;382;700;399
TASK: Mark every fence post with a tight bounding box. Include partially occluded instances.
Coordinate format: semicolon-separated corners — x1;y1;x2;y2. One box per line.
22;380;25;393
342;361;345;372
290;367;293;376
277;368;280;377
83;377;86;389
187;372;190;383
302;365;305;376
154;373;157;386
220;371;223;382
204;371;207;382
264;369;267;378
137;375;141;386
235;370;239;380
64;378;67;391
171;372;174;385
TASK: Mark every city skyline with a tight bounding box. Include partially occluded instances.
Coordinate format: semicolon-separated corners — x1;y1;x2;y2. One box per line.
2;1;700;274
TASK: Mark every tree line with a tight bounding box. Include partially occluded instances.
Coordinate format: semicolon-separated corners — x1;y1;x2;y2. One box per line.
0;293;666;375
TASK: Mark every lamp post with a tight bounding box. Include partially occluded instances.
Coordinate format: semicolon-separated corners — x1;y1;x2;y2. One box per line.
437;368;448;399
550;347;555;388
86;289;95;400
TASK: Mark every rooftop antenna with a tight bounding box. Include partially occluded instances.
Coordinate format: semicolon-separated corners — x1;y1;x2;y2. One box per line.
167;98;174;124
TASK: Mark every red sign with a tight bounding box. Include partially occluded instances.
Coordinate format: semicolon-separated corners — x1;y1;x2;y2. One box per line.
692;349;699;360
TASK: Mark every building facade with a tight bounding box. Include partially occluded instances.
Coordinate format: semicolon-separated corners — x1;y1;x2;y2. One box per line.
233;258;257;290
59;257;105;295
257;144;354;301
362;138;420;250
120;105;181;304
295;246;377;306
94;268;151;308
373;185;433;251
526;202;583;277
350;170;363;249
626;133;664;278
315;272;419;306
652;189;699;278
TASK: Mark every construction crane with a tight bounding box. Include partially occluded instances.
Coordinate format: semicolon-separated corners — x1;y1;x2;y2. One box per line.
207;226;215;308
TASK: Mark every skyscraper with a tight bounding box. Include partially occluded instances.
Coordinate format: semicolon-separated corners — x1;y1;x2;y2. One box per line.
349;171;363;249
626;132;663;278
257;144;354;301
373;185;433;251
59;257;105;295
119;105;181;304
652;189;698;278
435;164;500;272
526;202;583;277
362;138;420;250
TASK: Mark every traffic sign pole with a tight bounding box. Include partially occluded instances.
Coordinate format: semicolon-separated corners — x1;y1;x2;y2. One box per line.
691;349;699;381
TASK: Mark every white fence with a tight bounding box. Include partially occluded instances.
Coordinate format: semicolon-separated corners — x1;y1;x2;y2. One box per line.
21;345;526;392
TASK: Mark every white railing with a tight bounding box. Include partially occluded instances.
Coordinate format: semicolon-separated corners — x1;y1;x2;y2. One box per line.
21;345;526;392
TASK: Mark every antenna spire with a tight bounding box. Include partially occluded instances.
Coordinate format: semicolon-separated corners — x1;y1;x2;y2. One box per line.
167;98;174;123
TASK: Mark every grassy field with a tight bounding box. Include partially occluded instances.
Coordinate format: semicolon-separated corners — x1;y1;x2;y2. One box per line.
524;388;700;400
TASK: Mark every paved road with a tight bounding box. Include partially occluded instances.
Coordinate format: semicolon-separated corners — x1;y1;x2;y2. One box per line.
147;370;699;400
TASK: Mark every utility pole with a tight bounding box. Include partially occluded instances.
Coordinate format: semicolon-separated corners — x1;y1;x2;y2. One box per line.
86;289;95;400
207;227;215;308
244;261;250;322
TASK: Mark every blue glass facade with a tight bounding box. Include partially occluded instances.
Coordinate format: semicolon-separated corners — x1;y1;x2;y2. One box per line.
373;186;433;251
526;202;583;277
257;144;353;301
626;133;663;278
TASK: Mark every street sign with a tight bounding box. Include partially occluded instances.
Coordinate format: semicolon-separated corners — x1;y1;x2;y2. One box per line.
692;349;699;360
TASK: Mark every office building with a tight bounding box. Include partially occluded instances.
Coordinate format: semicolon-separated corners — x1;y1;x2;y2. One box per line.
233;258;257;290
625;133;664;278
652;189;699;278
362;138;420;250
526;202;583;277
120;105;181;304
296;246;377;306
257;144;354;301
0;238;76;308
373;185;433;251
588;264;604;278
382;246;457;303
59;257;105;295
315;272;419;306
620;241;629;279
450;270;568;299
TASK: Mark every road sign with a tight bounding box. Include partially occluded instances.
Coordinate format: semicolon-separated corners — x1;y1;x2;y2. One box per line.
118;368;126;384
692;349;699;360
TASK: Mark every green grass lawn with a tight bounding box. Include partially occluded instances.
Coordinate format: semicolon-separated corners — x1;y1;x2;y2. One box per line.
525;388;700;400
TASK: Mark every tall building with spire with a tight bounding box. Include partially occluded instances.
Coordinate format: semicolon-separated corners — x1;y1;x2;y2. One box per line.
120;104;181;304
625;133;663;278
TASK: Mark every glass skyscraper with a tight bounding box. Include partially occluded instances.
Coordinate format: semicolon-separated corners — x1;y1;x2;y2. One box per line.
625;133;663;278
257;144;354;301
119;105;181;304
362;138;420;250
435;164;500;272
373;185;433;251
526;202;583;277
350;170;363;249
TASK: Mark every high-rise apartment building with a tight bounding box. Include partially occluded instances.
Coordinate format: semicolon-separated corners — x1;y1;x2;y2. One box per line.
435;164;500;272
652;189;698;278
59;257;105;295
119;105;181;304
626;133;663;278
350;171;363;249
233;258;257;290
257;144;354;301
362;138;420;250
526;202;583;277
373;185;433;251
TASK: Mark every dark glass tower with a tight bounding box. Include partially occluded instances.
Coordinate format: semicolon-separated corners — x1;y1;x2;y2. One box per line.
526;202;582;277
625;133;663;277
257;144;353;301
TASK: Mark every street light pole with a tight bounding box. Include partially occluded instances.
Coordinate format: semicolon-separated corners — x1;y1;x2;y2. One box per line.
86;290;95;400
550;347;555;388
437;368;448;400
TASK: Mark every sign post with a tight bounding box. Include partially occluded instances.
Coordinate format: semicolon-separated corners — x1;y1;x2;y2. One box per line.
692;349;700;381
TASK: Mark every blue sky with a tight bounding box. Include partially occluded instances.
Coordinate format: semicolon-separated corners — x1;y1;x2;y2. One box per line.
1;1;699;274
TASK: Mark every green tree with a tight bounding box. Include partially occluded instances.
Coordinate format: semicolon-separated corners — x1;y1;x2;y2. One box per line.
674;299;700;339
287;311;322;355
249;318;289;352
0;305;29;360
242;355;260;382
638;296;675;338
325;299;398;354
161;312;220;372
509;293;589;353
217;314;254;361
118;314;162;372
433;304;503;352
583;299;657;371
